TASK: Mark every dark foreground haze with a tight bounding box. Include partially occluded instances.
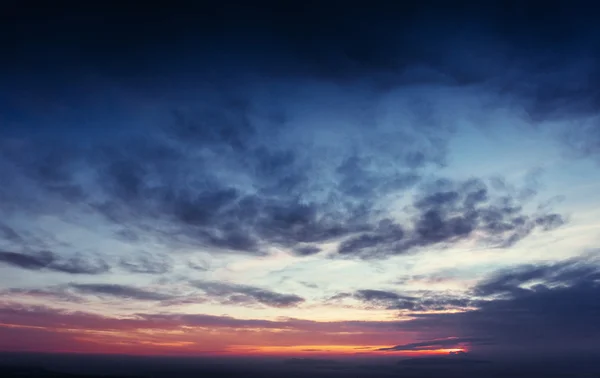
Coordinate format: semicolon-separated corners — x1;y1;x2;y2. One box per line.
1;353;600;378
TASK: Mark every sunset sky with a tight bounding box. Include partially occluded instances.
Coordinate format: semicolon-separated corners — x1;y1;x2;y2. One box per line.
1;1;599;364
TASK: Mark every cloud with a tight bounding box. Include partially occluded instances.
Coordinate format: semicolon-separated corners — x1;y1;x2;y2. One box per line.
2;287;83;303
466;280;600;356
49;255;110;275
0;250;109;274
0;141;87;208
378;337;491;351
292;245;322;257
0;44;568;265
394;257;600;357
335;178;564;258
14;112;430;258
473;257;600;297
0;112;462;265
4;2;600;166
192;281;304;308
1;258;599;359
322;258;600;358
69;283;176;301
0;250;53;270
337;289;471;312
1;3;600;364
0;222;21;243
353;290;417;310
119;253;172;274
0;303;408;335
1;59;507;263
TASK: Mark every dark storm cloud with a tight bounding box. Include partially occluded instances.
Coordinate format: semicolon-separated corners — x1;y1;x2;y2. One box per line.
192;281;304;308
378;337;491;351
70;283;176;301
463;279;600;355
393;257;600;357
0;250;109;274
473;257;600;297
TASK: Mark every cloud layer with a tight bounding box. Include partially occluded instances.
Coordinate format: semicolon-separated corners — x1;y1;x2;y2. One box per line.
1;1;599;362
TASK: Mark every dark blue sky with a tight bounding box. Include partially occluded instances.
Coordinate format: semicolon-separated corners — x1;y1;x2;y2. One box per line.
0;0;599;367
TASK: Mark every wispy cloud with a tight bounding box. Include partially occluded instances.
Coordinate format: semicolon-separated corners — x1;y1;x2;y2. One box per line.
119;252;172;274
192;281;304;308
378;337;492;351
0;250;109;275
69;283;176;301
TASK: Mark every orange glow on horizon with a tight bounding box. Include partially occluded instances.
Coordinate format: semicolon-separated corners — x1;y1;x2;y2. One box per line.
0;321;470;358
225;344;468;357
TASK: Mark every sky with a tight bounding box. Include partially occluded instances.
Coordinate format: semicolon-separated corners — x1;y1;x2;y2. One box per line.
1;0;600;366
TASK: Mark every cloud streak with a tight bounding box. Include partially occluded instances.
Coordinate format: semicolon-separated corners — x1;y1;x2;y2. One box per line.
193;281;304;308
378;337;491;351
119;253;172;275
69;284;176;301
0;250;109;275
